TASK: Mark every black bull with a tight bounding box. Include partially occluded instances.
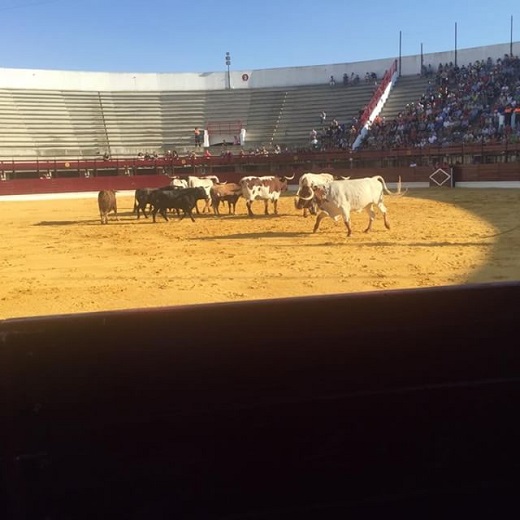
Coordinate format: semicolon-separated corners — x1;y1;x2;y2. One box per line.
134;186;182;219
150;187;207;223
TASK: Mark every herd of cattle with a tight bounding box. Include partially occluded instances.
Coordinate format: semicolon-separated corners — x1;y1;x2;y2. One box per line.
97;172;404;235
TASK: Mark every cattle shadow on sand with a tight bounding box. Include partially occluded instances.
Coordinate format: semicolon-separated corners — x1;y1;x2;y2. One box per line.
34;214;137;227
192;230;309;241
35;220;100;226
224;214;292;220
298;239;494;248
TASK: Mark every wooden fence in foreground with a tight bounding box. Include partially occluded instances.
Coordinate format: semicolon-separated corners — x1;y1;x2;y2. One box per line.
1;282;520;517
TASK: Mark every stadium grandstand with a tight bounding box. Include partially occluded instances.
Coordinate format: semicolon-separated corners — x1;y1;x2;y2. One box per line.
0;40;519;195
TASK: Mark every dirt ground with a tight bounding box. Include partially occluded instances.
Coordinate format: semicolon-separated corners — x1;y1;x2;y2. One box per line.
1;188;519;320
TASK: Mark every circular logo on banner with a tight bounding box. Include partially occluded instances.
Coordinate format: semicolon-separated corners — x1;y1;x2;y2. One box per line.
242;73;249;82
64;162;70;168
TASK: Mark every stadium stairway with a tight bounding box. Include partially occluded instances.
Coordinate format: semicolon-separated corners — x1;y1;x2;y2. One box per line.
377;74;432;121
271;83;375;149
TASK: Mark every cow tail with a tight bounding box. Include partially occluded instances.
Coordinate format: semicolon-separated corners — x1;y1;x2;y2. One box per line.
133;196;137;213
375;175;404;196
374;175;392;195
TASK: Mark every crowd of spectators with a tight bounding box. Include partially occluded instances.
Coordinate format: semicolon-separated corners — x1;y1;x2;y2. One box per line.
307;105;367;152
307;70;381;151
330;71;379;87
123;144;295;162
358;54;520;150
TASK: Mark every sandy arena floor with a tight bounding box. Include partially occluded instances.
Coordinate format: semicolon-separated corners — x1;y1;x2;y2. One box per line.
1;188;519;320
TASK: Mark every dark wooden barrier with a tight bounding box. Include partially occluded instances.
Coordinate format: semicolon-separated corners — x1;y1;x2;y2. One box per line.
2;282;520;518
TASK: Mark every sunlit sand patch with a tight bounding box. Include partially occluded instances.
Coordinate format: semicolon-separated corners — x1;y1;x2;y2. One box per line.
0;189;517;319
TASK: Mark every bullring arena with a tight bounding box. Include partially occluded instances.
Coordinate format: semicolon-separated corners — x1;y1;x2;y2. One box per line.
2;38;520;518
1;186;519;320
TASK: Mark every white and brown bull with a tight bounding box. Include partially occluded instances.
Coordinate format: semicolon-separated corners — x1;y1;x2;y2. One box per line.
97;190;118;225
295;173;351;217
168;176;189;188
294;172;335;217
210;182;242;215
239;174;295;216
311;176;402;236
188;175;220;214
312;200;344;233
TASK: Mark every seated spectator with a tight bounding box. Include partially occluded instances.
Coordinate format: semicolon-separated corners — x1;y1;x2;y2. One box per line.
204;148;212;158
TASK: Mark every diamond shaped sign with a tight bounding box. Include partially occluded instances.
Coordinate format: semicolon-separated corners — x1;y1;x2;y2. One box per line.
429;168;451;187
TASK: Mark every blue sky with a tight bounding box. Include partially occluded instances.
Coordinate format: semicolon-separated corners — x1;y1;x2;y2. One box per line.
1;0;519;73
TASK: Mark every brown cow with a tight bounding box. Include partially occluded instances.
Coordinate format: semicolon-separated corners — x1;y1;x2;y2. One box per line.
210;182;242;215
98;190;118;224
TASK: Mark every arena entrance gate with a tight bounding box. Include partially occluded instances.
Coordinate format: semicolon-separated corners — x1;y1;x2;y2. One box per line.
206;120;245;147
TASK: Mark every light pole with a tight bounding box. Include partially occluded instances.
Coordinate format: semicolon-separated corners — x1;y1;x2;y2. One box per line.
454;22;458;67
225;52;231;90
398;31;402;77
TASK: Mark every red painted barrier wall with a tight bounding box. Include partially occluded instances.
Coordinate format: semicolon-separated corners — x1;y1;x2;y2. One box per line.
1;162;519;197
0;175;173;196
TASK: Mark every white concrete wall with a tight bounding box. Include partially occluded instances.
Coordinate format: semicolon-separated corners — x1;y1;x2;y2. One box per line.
0;42;517;92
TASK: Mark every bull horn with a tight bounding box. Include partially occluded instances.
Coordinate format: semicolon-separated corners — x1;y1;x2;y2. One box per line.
283;173;295;181
298;191;314;201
